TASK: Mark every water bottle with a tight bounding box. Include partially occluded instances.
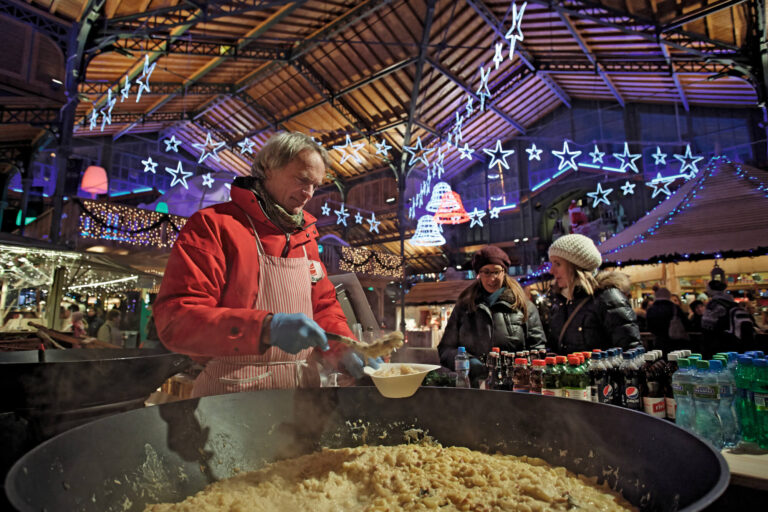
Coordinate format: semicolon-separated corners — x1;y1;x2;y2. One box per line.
672;358;695;429
454;346;470;388
692;360;724;449
753;358;768;449
711;359;739;447
734;355;758;442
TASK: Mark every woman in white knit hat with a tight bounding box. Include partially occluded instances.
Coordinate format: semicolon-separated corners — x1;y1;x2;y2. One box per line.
547;234;640;357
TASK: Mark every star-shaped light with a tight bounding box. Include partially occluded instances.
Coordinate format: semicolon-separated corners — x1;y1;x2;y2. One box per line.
620;180;636;195
458;143;474;160
334;203;350;226
237;138;256;155
89;107;99;131
493;42;504;70
165;161;193;189
192;132;226;164
476;66;492;110
551;140;582;172
432;149;445;177
403;136;435;168
465;95;474;117
646;173;674;198
100;90;116;132
589;144;605;164
613;142;642;173
120;76;131;102
453;112;464;142
141;156;158;174
652;146;667;166
526;143;542;161
320;202;331;216
468;207;486;228
367;212;381;233
489;207;500;219
673;144;704;179
164;135;181;153
483;140;515;170
408;203;416;220
333;134;365;165
354;211;363;224
374;138;392;158
135;55;156;102
586;182;614;207
505;0;527;59
201;173;214;188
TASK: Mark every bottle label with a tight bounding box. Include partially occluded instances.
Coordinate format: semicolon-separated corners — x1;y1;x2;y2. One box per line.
755;393;768;411
564;387;589;401
643;396;667;418
542;388;562;397
693;385;719;400
719;384;733;399
624;386;642;409
600;384;614;403
665;397;677;420
590;385;598;402
455;360;469;372
672;383;684;394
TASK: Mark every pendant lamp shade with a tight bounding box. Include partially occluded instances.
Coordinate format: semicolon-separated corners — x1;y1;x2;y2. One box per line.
80;165;108;196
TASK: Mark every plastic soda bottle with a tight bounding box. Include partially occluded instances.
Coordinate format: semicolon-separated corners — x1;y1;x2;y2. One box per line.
484;351;499;390
735;356;758;442
665;353;679;420
642;354;667;418
542;357;562;397
562;355;590;401
529;359;545;394
692;360;724;449
711;359;739;447
753;359;768;449
455;346;471;388
621;352;643;410
512;358;531;392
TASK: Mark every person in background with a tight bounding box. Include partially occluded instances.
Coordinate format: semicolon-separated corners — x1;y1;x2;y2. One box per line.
140;313;164;349
635;296;654;332
702;279;755;353
546;234;640;354
438;245;546;387
153;131;374;397
85;306;104;337
97;309;124;346
646;287;690;355
57;306;73;332
70;311;87;338
688;299;706;332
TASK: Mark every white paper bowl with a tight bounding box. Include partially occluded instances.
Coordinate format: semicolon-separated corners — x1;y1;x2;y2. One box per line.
363;363;441;399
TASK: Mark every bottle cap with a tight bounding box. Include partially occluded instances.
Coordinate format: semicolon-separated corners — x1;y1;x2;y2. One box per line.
532;359;546;367
577;354;585;364
737;355;753;366
592;351;602;360
709;360;724;370
668;353;678;362
458;346;466;353
623;352;632;359
678;358;689;368
754;358;768;367
556;356;567;364
581;351;591;360
491;347;500;353
695;360;709;370
592;349;602;353
514;358;528;365
690;353;703;358
567;355;580;365
545;357;556;365
644;353;654;361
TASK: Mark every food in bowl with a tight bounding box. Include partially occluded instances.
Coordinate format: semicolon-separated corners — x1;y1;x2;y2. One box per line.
144;443;635;511
373;364;421;377
364;363;440;398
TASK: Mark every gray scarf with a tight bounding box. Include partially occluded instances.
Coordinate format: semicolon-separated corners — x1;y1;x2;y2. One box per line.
249;178;305;233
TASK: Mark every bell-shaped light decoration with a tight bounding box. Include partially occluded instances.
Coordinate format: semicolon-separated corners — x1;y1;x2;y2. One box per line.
80;165;108;197
425;181;453;212
410;214;446;246
434;191;470;224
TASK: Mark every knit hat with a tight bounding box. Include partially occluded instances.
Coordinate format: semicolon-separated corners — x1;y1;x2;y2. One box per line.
548;234;602;271
472;245;511;273
654;287;672;300
707;279;727;294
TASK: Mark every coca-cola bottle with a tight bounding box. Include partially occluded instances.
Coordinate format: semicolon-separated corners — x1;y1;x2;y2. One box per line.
621;352;644;410
641;353;667;418
484;350;499;390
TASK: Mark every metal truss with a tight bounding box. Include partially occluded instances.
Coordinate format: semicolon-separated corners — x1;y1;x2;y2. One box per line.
80;81;236;96
102;37;288;61
73;111;190;129
0;0;71;49
0;108;60;125
536;58;734;75
232;92;279;129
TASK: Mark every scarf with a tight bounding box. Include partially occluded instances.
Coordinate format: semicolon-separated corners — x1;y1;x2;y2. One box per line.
245;177;305;233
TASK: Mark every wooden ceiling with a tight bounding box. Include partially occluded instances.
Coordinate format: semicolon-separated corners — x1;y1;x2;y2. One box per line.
2;0;764;272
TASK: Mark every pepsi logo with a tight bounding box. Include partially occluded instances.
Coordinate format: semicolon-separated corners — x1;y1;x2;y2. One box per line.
625;386;639;399
602;385;614;398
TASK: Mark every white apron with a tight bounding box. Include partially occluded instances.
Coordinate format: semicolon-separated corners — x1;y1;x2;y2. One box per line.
192;211;317;397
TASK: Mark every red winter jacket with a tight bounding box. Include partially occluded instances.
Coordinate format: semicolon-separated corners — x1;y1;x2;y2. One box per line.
153;185;354;360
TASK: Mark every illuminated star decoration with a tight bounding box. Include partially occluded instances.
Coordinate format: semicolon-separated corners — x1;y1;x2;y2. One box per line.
320;202;331;216
201;173;214;188
367;212;381;233
468;207;487;228
120;76;131;102
333;134;365;165
458;143;474;160
613;142;642;173
646;173;674;198
589;144;605;164
454;112;464;142
551;140;582;172
620;180;636;195
652;146;667;166
673;144;704;179
465;95;474;117
334;203;350;226
89;107;99;131
483;140;515;170
374;138;392;158
505;0;527;59
100;89;116;132
192;132;226;164
164;135;181;153
403;136;435;167
165;161;193;189
237;138;256;155
354;211;363;224
141;156;158;174
433;149;445;177
586;182;614;207
489;207;500;219
135;55;157;102
493;42;504;70
476;66;492;111
525;143;542;161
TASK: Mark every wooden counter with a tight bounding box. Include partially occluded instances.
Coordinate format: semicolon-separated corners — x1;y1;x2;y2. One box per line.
722;444;768;490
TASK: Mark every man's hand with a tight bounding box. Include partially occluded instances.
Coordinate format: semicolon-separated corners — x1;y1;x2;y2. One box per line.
268;313;330;354
341;351;382;379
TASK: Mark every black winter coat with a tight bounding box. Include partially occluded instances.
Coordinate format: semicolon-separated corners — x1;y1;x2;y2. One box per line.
438;286;546;370
646;299;689;354
547;271;640;354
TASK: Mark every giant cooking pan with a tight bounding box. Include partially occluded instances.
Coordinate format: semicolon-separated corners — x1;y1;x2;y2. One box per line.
5;387;728;511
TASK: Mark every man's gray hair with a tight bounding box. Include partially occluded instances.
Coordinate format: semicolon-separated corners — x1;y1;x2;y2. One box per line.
250;132;331;178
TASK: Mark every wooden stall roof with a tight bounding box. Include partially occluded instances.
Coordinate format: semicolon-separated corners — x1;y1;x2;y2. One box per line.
405;279;472;305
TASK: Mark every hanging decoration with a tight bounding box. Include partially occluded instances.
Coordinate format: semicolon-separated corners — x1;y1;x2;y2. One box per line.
505;1;527;59
354;211;363;224
333;134;365;165
434;191;470;225
404;136;435;168
551;140;581;172
526;143;542;161
100;89;116;132
489;207;501;219
493;42;504;69
120;76;131;102
237;138;256;155
165;161;193;189
410;215;446;246
589;144;605;164
673;144;704;178
135;55;157;102
192;132;226;164
164;135;181;153
483;140;515;169
465;95;474;117
646;173;674;198
426;182;453;212
141;156;158;174
476;66;492;111
89;107;99;131
339;247;403;278
587;182;613;207
374;138;392;158
652;146;667;165
334;203;350;226
620;180;636;195
468;207;487;228
320;202;331;216
367;212;381;233
613;142;642;173
458;143;474;160
201;173;214;188
454;112;464;142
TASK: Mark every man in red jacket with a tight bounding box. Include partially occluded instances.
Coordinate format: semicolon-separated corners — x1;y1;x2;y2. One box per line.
153;132;376;396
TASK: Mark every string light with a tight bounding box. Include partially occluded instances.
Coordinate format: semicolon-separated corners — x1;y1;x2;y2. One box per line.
339;247;403;278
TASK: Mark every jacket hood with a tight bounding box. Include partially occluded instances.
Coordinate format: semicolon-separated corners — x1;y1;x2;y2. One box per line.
596;270;632;295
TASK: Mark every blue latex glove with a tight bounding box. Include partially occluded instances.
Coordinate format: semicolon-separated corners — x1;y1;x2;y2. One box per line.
341;351;382;379
269;313;330;354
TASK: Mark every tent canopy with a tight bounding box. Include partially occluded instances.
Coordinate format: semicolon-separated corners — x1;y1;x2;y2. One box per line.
599;158;768;267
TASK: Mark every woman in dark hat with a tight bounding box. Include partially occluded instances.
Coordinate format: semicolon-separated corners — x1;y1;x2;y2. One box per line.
438;245;546;386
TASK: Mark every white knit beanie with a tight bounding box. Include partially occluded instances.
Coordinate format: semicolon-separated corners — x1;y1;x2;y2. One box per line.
548;234;602;271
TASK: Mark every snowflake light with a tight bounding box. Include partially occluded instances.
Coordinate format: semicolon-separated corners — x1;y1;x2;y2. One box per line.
367;212;381;233
613;142;642;173
334;203;350;226
673;144;704;179
193;132;226;164
526;143;542;161
551;140;582;172
165;161;193;189
333;134;365;165
164;135;181;153
589;144;605;164
135;55;156;102
237;138;256;155
620;180;636;195
586;182;613;207
403;136;434;168
141;156;158;174
201;173;214;188
652;146;667;166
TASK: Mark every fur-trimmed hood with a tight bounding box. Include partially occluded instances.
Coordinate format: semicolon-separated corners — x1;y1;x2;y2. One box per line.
595;270;632;296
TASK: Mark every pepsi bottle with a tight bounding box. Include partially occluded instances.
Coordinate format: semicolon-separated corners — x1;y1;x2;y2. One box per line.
621;352;643;410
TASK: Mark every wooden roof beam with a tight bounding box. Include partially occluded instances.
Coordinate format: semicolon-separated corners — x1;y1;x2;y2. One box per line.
661;45;690;111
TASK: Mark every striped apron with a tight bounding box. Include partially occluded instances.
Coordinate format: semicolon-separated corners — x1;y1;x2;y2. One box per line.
192;213;317;397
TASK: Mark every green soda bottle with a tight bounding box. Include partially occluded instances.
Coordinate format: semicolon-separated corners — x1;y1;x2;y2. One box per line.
735;355;758;442
753;359;768;449
562;355;589;401
542;356;562;397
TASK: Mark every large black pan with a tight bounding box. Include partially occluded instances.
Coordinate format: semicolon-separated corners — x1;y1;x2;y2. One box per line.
5;387;728;511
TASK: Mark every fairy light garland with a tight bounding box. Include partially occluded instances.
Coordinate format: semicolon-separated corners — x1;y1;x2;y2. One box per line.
78;199;187;248
339;247;404;278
